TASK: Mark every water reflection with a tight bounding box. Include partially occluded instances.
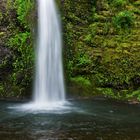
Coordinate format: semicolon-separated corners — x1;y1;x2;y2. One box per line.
0;99;140;140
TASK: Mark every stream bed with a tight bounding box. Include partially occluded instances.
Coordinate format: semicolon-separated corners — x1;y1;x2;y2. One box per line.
0;98;140;140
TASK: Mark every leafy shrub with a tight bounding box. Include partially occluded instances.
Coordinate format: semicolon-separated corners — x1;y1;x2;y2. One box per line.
127;89;140;101
14;0;34;28
0;12;3;21
84;23;97;45
71;76;91;87
76;53;91;67
113;11;134;29
112;0;127;7
97;88;116;98
8;32;34;85
133;1;140;6
3;0;35;96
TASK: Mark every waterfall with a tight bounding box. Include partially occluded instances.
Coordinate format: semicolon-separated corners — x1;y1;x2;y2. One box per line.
8;0;67;111
33;0;65;106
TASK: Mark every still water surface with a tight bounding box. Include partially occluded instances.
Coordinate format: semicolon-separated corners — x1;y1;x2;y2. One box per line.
0;98;140;140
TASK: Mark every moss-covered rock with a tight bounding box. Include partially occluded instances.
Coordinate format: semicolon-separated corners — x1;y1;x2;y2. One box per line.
63;0;140;101
0;0;34;98
0;0;140;101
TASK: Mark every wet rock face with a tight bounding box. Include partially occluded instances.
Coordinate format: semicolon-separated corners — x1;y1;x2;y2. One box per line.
0;46;13;81
62;0;140;100
0;0;6;12
131;76;140;89
0;0;13;81
0;46;12;63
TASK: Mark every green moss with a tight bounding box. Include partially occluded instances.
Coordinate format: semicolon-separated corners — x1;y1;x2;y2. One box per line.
68;76;96;97
96;88;135;100
97;88;116;98
112;0;127;8
71;76;91;87
0;0;35;98
127;89;140;101
14;0;34;28
113;11;134;29
0;12;3;21
131;8;140;15
0;32;5;36
133;1;140;6
76;53;92;67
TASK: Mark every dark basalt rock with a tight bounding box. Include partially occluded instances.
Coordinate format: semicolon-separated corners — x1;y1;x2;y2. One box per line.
0;46;13;81
131;76;140;89
0;46;12;63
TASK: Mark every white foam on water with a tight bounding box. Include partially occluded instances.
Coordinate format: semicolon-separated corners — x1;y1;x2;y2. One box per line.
8;101;76;114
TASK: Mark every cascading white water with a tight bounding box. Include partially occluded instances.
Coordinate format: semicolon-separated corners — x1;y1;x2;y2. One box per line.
8;0;68;111
33;0;65;106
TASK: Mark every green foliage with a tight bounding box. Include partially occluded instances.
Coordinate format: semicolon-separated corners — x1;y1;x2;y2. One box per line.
0;12;3;22
133;1;140;6
66;60;74;80
127;89;140;101
0;0;35;98
97;88;116;98
84;23;97;45
84;34;92;44
14;0;34;28
71;76;91;87
112;0;127;7
97;88;135;100
8;32;34;86
77;53;91;67
88;23;97;36
113;11;134;29
94;73;108;86
62;0;140;101
132;8;140;15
